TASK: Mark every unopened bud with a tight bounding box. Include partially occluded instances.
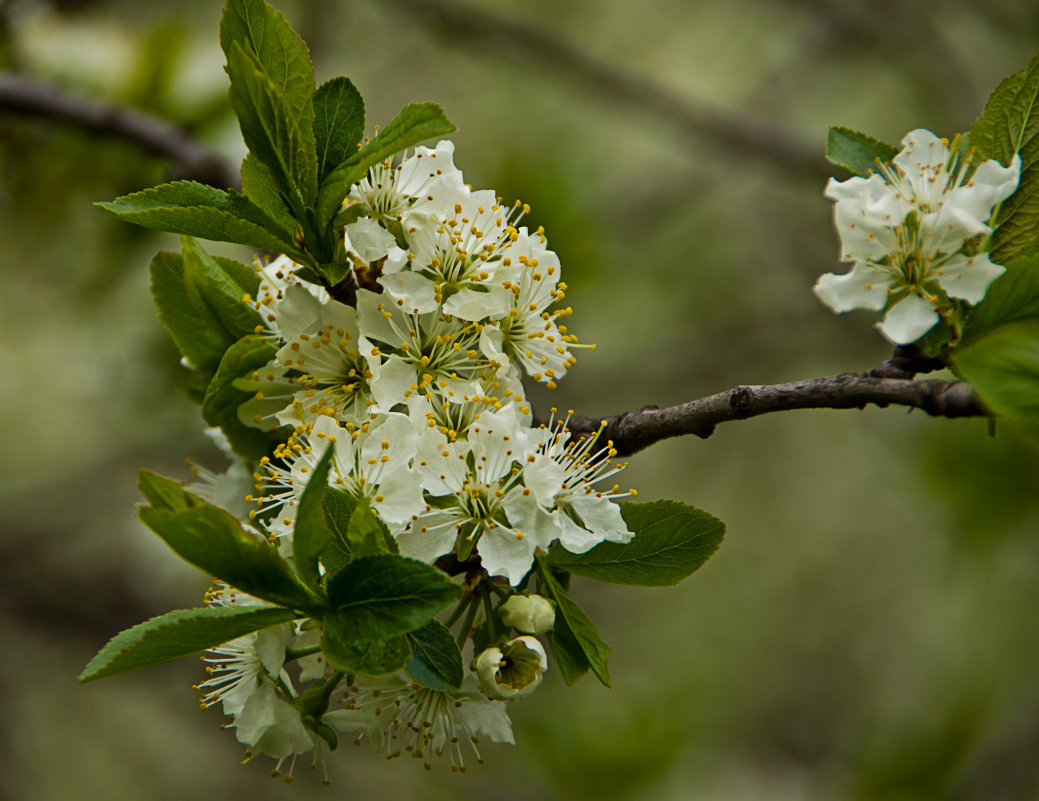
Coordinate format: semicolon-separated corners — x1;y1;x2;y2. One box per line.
500;594;555;634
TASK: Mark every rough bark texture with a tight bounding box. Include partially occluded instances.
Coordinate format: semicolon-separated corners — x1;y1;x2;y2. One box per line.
565;348;985;456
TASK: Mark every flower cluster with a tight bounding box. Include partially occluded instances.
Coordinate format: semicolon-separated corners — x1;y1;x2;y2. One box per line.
243;141;633;584
192;141;634;774
814;129;1020;344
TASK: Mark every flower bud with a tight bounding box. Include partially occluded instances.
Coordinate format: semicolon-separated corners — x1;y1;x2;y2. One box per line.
476;636;548;700
500;594;555;634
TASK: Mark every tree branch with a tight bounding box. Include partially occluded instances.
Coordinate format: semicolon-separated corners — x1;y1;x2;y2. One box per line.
0;72;240;189
566;355;986;456
377;0;826;180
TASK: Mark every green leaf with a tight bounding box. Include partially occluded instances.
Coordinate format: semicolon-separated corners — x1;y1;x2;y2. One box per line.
325;554;460;641
314;77;365;182
825;127;899;177
96;181;300;256
536;558;611;687
317;102;455;227
321;624;411;677
79;605;298;683
181;237;264;345
137;481;317;612
970;53;1039;263
240;153;298;234
201;334;278;460
405;620;463;691
320;537;353;580
219;0;315;127
954;319;1039;433
546;625;591;687
293;444;334;594
150;251;226;373
346;499;398;557
548;500;725;587
138;468;207;512
962;250;1039;344
227;43;318;209
321;487;356;547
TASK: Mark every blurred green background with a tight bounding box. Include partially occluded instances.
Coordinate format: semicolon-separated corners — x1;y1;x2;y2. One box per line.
3;1;1039;799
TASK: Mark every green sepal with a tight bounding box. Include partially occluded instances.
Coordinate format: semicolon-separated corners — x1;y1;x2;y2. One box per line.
201;334;279;460
79;605;298;683
325;554;461;641
137;471;319;612
315;260;353;288
317;102;455;228
96;181;302;258
219;0;315;127
536;557;611;687
311;723;338;751
292;670;342;728
970;52;1039;264
547;500;725;586
825;127;899;177
226;42;319;211
405;620;464;691
314;76;365;181
321;619;411;677
293;444;335;595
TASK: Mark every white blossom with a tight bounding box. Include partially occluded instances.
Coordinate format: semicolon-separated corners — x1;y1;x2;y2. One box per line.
324;674;513;772
815;128;1020;343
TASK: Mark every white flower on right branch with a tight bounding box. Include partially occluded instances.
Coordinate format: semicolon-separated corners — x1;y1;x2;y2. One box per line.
814;128;1020;344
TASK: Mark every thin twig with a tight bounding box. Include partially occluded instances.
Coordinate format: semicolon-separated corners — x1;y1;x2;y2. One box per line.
566;355;985;456
378;0;826;180
0;72;240;189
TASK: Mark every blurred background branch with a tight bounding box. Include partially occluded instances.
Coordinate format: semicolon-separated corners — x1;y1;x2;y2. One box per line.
0;71;239;188
377;0;827;181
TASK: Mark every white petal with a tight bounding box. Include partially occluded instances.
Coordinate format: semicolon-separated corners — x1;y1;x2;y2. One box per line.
254;625;289;677
479;322;511;375
570;492;633;546
276;284;326;341
395;514;458;563
246;694;313;759
442;285;511;321
877;293;939;344
373;468;425;524
813;264;892;312
344;217;397;262
456;694;514;745
944;154;1021;222
377;269;438;315
893;129;949;181
553;508;605;553
523;455;565;507
370;355;414;412
477;525;538;585
935;254;1005;303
